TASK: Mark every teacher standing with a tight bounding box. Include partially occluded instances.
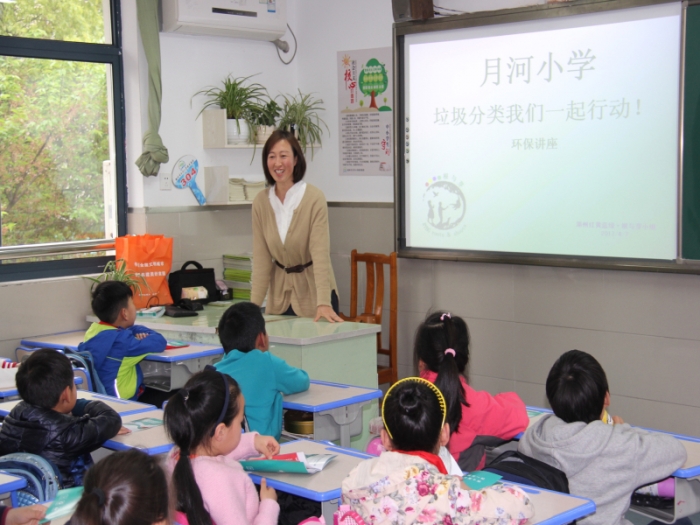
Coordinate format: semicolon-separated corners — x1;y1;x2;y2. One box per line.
251;130;343;323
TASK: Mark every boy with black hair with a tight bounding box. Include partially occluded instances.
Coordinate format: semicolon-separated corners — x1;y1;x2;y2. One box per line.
519;350;686;525
0;349;123;487
215;301;309;439
79;280;166;403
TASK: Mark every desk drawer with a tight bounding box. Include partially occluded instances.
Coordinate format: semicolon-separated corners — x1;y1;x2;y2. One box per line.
141;355;222;391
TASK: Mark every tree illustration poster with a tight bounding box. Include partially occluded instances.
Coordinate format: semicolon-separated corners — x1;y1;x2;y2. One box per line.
338;47;393;176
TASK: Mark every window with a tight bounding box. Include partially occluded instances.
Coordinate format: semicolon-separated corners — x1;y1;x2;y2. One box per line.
0;0;125;281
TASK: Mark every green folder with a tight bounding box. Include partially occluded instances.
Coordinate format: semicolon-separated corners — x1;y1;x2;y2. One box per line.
40;486;84;523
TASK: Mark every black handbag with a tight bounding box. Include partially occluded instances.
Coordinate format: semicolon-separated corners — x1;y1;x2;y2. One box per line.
168;261;218;305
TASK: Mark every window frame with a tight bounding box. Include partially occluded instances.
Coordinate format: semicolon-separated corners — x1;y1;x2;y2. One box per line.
0;0;127;282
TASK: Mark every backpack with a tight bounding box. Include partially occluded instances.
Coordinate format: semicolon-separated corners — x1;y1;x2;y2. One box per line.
0;453;62;505
63;347;106;394
483;450;569;493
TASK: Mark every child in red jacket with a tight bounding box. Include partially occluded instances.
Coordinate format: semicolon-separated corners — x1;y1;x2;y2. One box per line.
415;311;529;472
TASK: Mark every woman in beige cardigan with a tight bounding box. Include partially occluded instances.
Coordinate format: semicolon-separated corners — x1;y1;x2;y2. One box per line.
251;130;343;323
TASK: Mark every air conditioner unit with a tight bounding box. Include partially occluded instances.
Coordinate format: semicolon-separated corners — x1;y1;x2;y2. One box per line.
161;0;287;42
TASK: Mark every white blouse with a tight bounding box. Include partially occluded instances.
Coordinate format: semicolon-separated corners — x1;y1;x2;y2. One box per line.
268;181;307;244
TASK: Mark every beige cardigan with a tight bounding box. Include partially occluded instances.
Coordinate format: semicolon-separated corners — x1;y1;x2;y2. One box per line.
251;184;338;317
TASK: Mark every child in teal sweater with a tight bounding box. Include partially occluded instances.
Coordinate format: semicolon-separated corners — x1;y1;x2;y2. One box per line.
215;302;309;439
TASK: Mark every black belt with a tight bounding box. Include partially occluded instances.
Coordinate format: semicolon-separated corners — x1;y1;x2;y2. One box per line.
275;260;313;274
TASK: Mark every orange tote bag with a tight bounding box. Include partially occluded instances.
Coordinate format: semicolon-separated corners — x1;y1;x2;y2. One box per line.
115;234;174;308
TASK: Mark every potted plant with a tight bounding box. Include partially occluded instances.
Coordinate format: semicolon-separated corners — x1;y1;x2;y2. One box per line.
278;90;329;156
251;100;281;144
84;259;148;293
194;75;267;145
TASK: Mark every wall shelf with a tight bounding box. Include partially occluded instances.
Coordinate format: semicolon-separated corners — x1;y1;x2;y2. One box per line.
202;109;262;149
201;109;322;150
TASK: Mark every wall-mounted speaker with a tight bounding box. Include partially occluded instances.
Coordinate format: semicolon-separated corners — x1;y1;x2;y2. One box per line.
392;0;434;22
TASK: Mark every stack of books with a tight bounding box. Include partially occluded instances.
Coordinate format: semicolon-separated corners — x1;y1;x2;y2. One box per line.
244;180;266;201
228;178;246;202
223;254;253;300
228;179;267;203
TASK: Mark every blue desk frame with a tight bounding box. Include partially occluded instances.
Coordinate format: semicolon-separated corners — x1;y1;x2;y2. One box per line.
103;410;173;455
282;380;382;448
248;439;372;522
0;472;28;508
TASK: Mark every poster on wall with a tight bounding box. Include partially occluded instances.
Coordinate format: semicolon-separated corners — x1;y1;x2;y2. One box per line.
338;47;393;176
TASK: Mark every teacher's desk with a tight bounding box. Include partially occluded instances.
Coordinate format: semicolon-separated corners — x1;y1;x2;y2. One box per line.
87;305;382;449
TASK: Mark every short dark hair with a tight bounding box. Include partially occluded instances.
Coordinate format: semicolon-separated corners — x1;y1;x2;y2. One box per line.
217;302;266;353
16;349;74;409
71;449;169;525
262;129;306;186
92;280;133;324
383;380;444;453
546;350;609;424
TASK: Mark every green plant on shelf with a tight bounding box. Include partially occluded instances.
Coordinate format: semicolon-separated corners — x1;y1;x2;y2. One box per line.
84;259;148;294
251;99;281;127
193;75;268;139
278;90;329;157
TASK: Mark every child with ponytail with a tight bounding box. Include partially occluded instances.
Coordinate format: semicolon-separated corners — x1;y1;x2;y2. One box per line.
415;311;529;472
342;378;533;525
163;368;280;525
69;449;169;525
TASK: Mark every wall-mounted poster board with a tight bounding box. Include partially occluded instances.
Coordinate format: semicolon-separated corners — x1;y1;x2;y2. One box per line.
338;47;393;176
394;0;700;273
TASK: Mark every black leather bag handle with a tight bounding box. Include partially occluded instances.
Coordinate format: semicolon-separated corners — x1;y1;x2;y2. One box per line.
181;260;204;271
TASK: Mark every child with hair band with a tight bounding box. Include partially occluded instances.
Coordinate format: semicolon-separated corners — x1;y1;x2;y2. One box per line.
415;311;529;472
68;449;169;525
342;377;533;525
163;368;281;525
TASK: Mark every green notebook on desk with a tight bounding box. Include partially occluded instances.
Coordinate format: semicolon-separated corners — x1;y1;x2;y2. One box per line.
240;452;336;474
40;486;83;523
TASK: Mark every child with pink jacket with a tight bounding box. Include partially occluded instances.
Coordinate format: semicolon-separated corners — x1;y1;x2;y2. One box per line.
164;369;279;525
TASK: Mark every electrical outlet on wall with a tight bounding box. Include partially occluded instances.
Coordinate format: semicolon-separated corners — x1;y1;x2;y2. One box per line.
160;171;172;190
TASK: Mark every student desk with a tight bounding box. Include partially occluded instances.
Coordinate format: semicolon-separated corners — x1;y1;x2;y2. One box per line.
0;391;155;418
247;439;373;523
249;439;595;525
0;373;84;400
20;330;224;392
139;343;223;391
522;406;700;524
103;409;172;455
283;380;382;448
517;484;595;525
20;330;85;351
87;306;382;449
0;472;27;508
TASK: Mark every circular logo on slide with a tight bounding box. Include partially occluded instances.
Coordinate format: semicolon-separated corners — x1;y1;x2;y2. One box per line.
423;180;466;230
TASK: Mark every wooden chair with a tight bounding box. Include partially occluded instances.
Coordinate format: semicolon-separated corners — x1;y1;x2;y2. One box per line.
340;250;398;386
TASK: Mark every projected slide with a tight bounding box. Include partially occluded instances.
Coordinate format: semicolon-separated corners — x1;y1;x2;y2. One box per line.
404;3;681;260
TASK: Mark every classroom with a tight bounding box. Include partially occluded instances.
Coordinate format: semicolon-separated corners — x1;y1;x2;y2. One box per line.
1;0;700;523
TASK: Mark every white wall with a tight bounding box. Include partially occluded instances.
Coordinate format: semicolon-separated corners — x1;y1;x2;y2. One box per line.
125;1;301;209
293;0;395;202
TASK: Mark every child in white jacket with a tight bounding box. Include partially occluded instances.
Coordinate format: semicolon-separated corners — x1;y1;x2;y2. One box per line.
342;377;534;525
